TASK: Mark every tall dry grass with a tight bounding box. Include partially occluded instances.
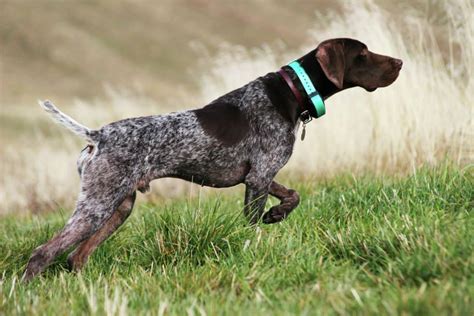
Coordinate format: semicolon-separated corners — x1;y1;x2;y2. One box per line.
195;0;473;174
0;0;472;214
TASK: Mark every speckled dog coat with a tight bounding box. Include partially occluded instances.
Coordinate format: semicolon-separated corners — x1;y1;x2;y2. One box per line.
23;38;402;281
57;78;295;227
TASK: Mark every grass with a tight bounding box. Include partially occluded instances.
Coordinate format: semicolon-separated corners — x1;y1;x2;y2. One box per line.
1;164;473;315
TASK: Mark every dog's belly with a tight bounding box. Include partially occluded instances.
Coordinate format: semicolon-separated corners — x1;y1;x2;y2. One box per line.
170;161;251;188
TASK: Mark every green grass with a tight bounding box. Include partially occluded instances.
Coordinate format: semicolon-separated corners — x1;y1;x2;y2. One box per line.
1;164;473;315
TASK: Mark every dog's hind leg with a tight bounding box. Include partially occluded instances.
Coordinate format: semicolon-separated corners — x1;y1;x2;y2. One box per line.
67;191;137;271
262;181;300;224
22;178;132;282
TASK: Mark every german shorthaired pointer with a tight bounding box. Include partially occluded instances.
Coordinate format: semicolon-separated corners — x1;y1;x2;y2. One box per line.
23;38;402;281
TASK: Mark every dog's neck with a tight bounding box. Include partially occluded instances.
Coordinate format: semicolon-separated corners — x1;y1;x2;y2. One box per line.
299;50;341;100
263;49;342;126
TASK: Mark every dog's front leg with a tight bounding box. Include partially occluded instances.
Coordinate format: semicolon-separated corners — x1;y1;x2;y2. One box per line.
262;181;300;224
243;181;270;225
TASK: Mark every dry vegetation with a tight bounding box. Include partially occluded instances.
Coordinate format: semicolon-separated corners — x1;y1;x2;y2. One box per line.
0;0;472;214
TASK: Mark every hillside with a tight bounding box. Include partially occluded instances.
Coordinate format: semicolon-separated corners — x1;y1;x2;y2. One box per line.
0;0;337;104
1;165;472;314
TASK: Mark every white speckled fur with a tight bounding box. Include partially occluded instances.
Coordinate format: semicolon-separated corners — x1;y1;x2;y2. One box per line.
23;78;300;281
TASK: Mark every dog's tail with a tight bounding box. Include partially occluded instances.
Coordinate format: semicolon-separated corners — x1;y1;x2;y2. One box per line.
38;100;100;143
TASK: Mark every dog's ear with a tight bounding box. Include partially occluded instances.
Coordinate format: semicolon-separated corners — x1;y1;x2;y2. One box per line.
315;41;345;89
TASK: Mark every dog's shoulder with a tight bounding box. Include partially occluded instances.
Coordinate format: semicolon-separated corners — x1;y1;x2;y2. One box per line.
193;100;250;147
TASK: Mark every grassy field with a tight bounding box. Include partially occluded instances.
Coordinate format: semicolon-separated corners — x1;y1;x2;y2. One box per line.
1;164;472;315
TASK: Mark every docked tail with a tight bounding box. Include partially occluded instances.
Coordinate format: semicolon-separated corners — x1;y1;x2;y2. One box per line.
38;100;99;144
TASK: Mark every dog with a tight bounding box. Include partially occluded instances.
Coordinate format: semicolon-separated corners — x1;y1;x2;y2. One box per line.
23;38;402;281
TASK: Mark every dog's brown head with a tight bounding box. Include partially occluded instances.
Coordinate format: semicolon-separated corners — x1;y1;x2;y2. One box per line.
315;38;402;92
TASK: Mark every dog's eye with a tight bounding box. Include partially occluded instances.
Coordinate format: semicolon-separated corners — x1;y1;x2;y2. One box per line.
357;51;368;61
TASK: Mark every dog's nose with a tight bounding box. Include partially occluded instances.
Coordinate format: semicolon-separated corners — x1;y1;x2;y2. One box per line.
392;58;403;69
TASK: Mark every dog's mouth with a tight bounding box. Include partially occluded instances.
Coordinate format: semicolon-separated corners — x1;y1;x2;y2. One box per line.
369;67;402;91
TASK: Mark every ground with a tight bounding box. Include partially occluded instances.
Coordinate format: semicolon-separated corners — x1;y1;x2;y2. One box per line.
1;164;472;315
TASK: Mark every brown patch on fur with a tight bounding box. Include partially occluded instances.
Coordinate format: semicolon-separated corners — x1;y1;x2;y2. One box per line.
194;102;250;146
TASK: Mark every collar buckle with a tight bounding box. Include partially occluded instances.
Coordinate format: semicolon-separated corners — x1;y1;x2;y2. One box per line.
300;110;312;124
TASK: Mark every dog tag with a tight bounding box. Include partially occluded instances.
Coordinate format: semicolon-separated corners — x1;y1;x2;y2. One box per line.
301;124;306;141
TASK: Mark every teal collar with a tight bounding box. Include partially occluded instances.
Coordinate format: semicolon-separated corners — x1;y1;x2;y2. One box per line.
287;61;326;119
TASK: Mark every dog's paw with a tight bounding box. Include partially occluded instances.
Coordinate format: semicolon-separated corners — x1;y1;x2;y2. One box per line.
22;249;48;282
66;250;87;272
262;206;287;224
